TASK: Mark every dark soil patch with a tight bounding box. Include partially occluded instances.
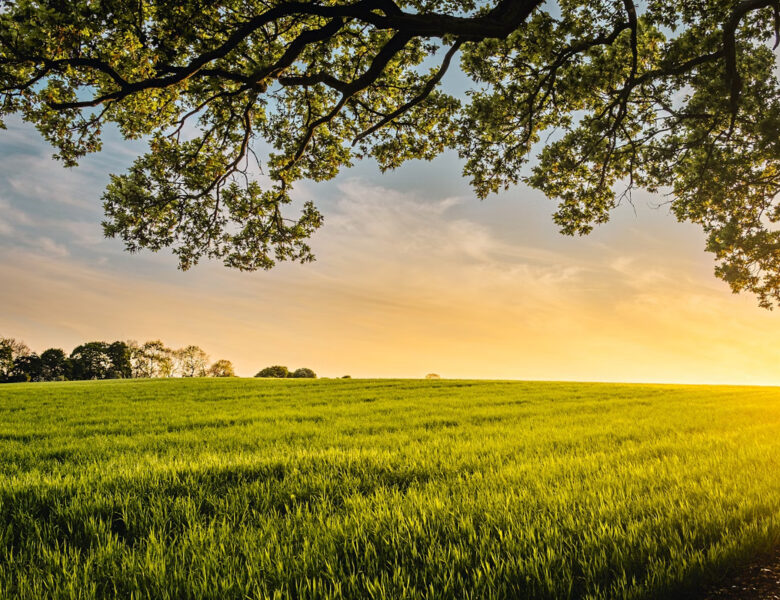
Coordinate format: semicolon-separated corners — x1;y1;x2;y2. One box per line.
699;548;780;600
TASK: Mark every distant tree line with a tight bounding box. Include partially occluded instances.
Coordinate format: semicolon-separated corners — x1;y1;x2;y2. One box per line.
0;336;235;383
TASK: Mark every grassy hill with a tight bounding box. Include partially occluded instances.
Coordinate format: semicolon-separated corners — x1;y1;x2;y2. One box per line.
1;378;779;599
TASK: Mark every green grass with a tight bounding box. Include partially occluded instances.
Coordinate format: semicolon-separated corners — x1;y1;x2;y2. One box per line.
1;378;779;599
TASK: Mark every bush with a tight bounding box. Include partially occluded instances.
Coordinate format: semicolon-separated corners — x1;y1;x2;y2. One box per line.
255;365;289;378
341;375;351;379
291;368;316;379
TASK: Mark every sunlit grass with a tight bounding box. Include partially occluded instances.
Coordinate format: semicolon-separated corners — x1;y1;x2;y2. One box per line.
1;378;779;599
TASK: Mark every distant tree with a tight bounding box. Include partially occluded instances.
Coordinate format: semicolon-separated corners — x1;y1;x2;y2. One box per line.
0;345;11;383
7;354;42;382
70;342;112;380
40;348;70;381
255;365;289;378
0;337;30;358
105;341;133;379
341;375;352;379
0;337;30;382
425;373;441;379
175;345;209;377
125;340;145;378
208;360;235;378
291;368;317;379
136;340;174;378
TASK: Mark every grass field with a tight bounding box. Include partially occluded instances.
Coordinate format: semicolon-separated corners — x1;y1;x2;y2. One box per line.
1;378;779;599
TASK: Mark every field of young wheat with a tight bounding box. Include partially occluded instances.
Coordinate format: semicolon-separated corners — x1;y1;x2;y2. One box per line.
1;378;779;599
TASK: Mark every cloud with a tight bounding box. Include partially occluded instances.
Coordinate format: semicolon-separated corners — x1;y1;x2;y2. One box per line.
0;196;35;226
36;236;70;258
0;196;95;258
316;179;590;298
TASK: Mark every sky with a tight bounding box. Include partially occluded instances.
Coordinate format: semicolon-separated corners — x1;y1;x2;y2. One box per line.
1;106;779;384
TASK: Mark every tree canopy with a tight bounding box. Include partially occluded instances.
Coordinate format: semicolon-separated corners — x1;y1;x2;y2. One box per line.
291;367;317;378
208;359;236;377
256;365;290;378
1;0;779;306
175;344;210;377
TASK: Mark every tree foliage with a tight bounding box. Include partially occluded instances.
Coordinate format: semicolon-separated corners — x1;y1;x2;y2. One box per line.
0;339;18;381
134;340;174;378
175;345;210;377
0;337;30;380
106;341;133;379
9;353;42;382
70;342;113;380
208;359;236;377
2;1;780;305
291;367;317;378
1;335;235;383
255;365;290;378
40;348;69;381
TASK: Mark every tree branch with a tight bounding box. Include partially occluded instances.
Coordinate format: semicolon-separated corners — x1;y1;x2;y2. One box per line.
723;0;780;126
352;39;462;145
